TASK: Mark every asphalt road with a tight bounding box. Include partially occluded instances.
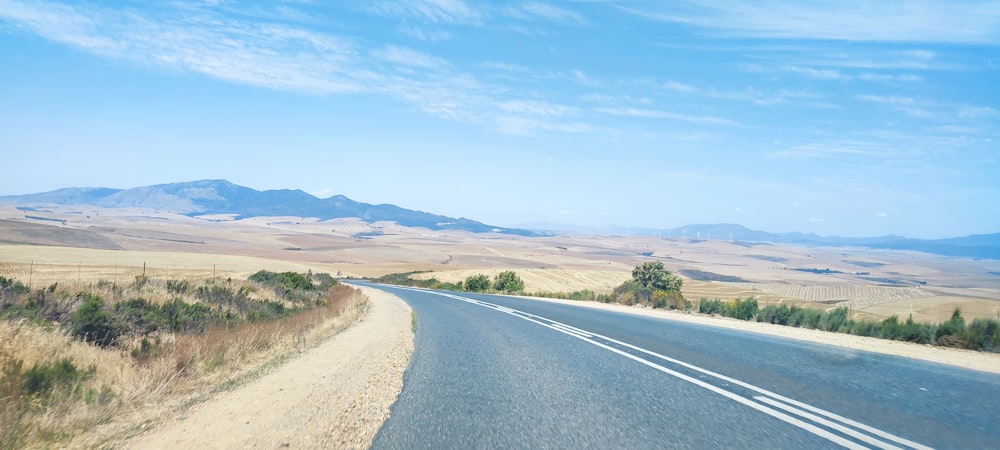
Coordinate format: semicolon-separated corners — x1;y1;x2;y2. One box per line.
364;284;1000;449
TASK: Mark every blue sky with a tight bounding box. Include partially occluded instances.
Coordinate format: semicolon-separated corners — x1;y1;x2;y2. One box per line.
1;1;998;238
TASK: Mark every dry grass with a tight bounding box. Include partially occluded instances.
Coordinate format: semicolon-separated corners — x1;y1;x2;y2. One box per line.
0;265;368;449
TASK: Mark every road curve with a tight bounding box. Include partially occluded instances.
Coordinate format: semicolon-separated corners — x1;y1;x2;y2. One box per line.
365;284;1000;449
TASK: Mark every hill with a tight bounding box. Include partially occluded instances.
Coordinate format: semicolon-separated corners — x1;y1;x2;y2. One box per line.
661;224;1000;259
0;180;538;236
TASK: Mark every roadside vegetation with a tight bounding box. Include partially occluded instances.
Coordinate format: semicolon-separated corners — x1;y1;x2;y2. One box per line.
0;269;367;449
374;263;999;353
372;270;526;294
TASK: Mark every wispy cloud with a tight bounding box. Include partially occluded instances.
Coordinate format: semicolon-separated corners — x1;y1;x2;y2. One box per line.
0;0;603;137
369;0;483;25
510;2;587;24
617;1;1000;44
494;116;592;135
856;73;922;83
857;94;933;118
661;80;815;106
499;100;578;117
372;45;446;69
959;105;1000;119
770;140;898;160
479;61;531;72
0;1;363;94
783;66;847;81
595;107;740;126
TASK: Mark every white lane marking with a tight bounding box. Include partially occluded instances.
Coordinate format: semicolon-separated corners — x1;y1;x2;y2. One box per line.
587;331;933;450
548;322;593;339
754;396;903;450
398;287;933;450
547;321;593;337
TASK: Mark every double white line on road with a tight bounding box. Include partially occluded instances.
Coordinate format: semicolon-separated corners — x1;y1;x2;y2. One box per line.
419;289;932;450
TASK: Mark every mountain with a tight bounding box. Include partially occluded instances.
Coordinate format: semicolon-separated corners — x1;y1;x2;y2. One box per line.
0;180;538;236
657;224;999;260
519;222;998;259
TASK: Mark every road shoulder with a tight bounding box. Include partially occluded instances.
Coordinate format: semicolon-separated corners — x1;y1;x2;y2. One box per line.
125;286;413;449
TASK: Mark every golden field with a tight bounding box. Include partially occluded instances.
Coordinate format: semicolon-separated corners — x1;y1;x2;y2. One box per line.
2;204;999;324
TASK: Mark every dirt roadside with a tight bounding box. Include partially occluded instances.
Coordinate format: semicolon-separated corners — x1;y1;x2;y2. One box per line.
124;286;413;449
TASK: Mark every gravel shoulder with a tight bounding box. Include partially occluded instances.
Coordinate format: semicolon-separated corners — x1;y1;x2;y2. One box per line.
125;286;413;449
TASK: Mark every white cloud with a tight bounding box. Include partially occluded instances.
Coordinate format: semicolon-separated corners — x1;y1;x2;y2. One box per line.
580;94;652;105
595;107;740;126
959;106;1000;119
857;73;922;83
875;211;889;218
663;81;697;93
0;1;362;94
517;2;586;24
369;0;482;25
618;1;1000;44
371;45;446;69
857;94;935;118
494;116;591;135
399;25;452;41
784;66;846;80
771;141;889;159
480;61;531;72
660;80;815;106
499;100;577;117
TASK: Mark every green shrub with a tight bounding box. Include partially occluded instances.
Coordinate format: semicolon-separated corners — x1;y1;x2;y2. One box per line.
936;307;966;345
758;304;791;325
115;297;164;334
965;318;1000;352
788;307;823;329
248;271;321;302
878;314;934;343
464;274;491;292
22;358;92;397
0;275;30;296
723;297;758;321
165;279;189;294
160;298;215;333
848;319;881;338
820;307;850;332
699;298;724;315
631;261;683;291
493;271;525;293
69;295;125;348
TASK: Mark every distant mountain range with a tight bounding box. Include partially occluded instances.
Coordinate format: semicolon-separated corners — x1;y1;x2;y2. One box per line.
3;181;997;259
0;179;539;236
550;223;999;260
